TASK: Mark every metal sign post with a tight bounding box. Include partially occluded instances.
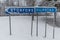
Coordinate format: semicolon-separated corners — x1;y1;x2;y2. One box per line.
9;14;12;35
31;13;34;36
36;13;38;36
53;12;56;39
45;12;47;37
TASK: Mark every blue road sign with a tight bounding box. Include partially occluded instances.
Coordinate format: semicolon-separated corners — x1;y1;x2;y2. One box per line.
35;7;57;13
5;7;57;14
5;7;34;14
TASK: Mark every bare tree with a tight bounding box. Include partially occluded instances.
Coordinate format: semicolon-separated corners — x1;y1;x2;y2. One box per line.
25;0;36;6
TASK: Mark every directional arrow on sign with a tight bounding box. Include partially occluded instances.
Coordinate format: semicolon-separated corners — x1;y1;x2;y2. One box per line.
5;7;34;14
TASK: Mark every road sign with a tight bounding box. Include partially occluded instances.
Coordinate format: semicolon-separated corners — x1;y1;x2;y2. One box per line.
35;7;57;13
5;7;57;37
5;7;34;14
5;7;57;14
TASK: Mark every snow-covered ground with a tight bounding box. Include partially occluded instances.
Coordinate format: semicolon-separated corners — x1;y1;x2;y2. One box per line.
0;16;60;40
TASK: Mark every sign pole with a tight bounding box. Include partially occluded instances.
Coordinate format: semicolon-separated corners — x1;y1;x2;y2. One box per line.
53;12;56;39
36;13;38;36
45;12;47;38
9;14;12;35
31;13;34;36
32;13;34;21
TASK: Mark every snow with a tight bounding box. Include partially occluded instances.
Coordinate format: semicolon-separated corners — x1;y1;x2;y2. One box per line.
0;16;60;40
